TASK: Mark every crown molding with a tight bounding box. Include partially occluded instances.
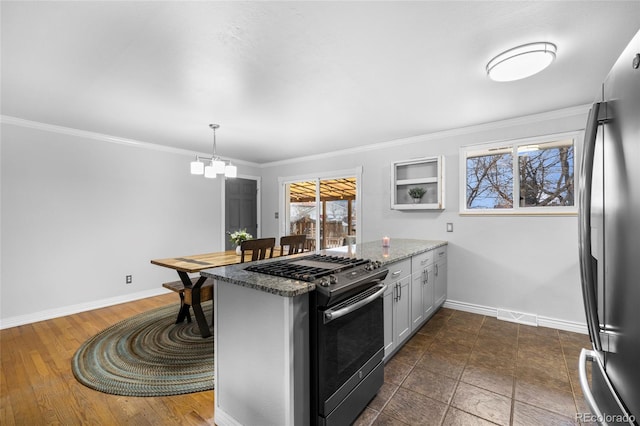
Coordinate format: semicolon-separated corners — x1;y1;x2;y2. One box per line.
2;103;590;169
0;115;259;168
260;103;592;168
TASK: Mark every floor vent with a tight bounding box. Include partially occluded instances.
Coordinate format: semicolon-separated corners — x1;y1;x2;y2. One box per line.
497;308;538;326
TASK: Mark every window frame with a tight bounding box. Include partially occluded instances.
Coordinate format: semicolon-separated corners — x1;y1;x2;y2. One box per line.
278;167;363;248
459;131;582;216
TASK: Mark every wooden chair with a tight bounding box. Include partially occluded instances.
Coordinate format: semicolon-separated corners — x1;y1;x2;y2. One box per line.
280;234;307;256
240;237;276;263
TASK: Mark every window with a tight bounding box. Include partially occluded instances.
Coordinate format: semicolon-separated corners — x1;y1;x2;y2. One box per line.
460;133;579;214
279;168;362;249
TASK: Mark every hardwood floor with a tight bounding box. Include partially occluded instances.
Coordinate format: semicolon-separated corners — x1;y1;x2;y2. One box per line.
0;293;214;426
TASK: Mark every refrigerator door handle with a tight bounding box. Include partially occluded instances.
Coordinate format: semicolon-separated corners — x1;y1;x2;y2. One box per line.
579;348;634;425
580;349;606;422
579;102;604;352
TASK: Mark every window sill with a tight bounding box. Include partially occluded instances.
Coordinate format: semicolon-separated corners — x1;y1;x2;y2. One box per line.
459;210;577;217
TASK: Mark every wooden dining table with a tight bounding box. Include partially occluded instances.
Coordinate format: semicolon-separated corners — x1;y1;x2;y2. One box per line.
151;250;243;338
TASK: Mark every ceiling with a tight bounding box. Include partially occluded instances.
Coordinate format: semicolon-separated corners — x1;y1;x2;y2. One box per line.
1;1;639;164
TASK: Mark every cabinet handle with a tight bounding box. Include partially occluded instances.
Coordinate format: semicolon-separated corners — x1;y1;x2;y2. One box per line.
421;259;428;265
425;269;429;284
435;264;439;277
392;270;401;277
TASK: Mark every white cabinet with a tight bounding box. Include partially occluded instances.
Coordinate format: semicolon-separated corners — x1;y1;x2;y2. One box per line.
383;245;447;362
394;277;411;345
391;156;445;210
434;246;447;308
411;264;434;332
410;251;434;331
382;259;412;360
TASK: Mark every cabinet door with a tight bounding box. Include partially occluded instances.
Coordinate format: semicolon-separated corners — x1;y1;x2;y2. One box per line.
434;260;447;308
382;259;412;361
383;284;394;358
395;276;412;346
410;270;423;330
423;265;435;321
434;248;448;307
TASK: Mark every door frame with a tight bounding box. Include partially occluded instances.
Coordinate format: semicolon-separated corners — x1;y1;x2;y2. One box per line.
221;174;262;250
278;166;363;249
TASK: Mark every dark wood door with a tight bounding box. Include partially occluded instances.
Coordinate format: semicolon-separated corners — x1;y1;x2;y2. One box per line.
225;178;258;250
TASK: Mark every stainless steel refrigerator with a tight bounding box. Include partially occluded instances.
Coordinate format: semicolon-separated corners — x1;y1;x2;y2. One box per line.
579;29;640;425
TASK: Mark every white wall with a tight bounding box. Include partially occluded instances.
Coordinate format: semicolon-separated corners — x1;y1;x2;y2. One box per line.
0;120;259;326
258;106;589;329
1;106;589;330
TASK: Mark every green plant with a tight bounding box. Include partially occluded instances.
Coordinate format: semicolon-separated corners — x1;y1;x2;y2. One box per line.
408;187;426;199
228;229;253;245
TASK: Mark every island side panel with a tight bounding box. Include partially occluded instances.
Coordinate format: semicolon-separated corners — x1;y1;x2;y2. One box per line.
214;279;309;426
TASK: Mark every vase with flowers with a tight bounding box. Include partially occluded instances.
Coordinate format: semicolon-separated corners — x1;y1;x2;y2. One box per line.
229;229;253;255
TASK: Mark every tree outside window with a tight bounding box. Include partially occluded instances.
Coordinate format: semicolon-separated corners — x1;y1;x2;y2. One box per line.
462;135;577;214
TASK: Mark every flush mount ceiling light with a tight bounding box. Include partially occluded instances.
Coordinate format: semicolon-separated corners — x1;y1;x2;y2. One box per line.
190;124;237;179
486;42;557;82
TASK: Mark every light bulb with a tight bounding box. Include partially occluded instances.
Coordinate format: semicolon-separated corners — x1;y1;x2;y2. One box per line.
225;164;237;178
190;160;204;175
204;164;217;178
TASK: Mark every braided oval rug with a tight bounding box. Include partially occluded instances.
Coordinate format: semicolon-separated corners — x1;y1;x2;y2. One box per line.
72;301;214;397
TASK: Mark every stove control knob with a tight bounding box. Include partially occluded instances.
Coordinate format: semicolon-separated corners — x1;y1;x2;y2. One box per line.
329;275;338;285
319;278;330;287
365;261;380;271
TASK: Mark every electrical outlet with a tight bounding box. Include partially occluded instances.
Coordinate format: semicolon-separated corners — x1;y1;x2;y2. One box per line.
446;223;454;232
126;275;132;284
275;212;279;219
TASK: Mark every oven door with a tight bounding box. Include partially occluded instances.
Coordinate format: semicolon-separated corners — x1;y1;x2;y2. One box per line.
316;283;386;418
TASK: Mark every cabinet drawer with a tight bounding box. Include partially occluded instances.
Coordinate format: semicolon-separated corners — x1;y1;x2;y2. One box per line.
384;258;411;281
412;250;434;270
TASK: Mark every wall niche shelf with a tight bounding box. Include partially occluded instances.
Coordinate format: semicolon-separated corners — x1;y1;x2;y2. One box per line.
391;156;445;210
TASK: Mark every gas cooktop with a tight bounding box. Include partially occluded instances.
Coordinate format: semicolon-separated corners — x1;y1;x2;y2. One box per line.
246;254;388;305
245;254;370;281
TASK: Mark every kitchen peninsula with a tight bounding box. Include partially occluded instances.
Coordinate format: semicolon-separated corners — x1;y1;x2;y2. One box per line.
202;238;447;426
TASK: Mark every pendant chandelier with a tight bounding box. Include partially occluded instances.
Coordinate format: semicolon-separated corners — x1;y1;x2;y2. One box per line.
190;124;237;178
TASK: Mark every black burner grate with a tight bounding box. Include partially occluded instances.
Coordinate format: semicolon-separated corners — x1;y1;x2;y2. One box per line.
246;254;369;282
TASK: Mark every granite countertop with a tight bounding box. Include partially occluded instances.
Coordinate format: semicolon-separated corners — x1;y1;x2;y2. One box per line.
323;238;447;266
200;238;447;297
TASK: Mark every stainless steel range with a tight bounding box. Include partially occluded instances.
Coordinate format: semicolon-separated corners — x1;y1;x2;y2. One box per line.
246;254;389;426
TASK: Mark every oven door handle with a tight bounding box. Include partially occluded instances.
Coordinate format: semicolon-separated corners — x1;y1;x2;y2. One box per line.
324;283;387;324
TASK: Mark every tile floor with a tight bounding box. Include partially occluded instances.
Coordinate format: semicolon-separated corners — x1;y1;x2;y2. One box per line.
354;308;593;425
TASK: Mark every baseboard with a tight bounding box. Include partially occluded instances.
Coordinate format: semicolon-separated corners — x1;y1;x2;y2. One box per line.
538;315;588;335
443;299;496;317
443;299;588;335
215;406;243;426
0;288;170;330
